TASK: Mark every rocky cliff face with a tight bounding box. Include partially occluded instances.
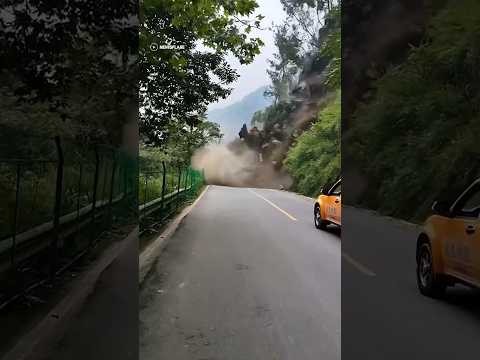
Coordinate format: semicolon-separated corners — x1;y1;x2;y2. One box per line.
236;53;333;184
342;0;428;204
342;0;427;128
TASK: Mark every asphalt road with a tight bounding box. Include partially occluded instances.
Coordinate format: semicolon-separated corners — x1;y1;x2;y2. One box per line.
139;185;341;360
342;206;480;359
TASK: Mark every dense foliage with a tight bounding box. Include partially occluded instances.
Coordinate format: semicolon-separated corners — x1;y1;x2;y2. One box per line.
140;119;222;171
285;90;340;196
0;1;139;239
140;0;264;148
265;0;339;103
0;0;138;144
253;0;340;196
344;0;480;220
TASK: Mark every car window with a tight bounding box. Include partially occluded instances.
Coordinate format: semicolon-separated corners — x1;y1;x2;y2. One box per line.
463;188;480;211
454;183;480;218
330;182;341;196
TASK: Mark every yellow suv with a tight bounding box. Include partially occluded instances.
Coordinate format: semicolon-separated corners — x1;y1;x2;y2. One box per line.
314;179;341;230
416;179;480;297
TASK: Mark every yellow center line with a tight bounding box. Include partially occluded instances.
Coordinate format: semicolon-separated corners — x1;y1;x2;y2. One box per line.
248;189;298;221
342;252;376;277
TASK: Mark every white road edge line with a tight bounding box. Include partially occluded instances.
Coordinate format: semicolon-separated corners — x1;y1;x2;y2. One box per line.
248;189;298;221
342;252;376;277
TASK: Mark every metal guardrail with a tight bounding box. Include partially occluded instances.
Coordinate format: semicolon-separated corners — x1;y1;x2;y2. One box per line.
0;193;128;311
0;146;203;309
139;163;204;235
139;187;188;215
0;141;136;265
0;181;193;262
0;136;137;309
0;194;125;256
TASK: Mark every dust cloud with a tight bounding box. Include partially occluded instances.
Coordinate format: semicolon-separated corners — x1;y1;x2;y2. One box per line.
191;142;292;189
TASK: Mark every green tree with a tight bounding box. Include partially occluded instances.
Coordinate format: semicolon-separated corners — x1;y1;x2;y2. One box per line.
320;4;340;89
0;0;138;145
265;23;303;102
344;0;480;220
140;0;264;147
265;0;340;103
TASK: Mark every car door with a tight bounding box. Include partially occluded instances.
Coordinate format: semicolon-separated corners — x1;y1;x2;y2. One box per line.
327;181;341;225
445;183;480;284
473;220;480;285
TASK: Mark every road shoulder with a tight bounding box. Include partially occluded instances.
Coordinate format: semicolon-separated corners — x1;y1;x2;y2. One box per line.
139;185;209;285
343;204;422;232
1;227;138;360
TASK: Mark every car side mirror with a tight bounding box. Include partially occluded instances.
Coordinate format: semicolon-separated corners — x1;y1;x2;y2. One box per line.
432;200;450;216
321;187;328;195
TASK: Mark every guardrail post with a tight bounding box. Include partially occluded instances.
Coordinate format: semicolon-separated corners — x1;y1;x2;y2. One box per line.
190;169;194;191
101;152;109;225
10;163;21;269
176;166;182;211
117;158;122;198
51;136;64;280
184;167;188;191
123;156;128;198
76;163;83;232
161;161;167;213
189;170;193;192
143;173;148;206
108;152;117;227
90;145;100;246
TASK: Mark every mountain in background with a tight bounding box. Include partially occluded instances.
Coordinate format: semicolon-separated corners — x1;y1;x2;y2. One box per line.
207;86;272;142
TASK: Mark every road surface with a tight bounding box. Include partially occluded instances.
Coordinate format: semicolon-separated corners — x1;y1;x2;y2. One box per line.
342;206;480;359
139;185;341;360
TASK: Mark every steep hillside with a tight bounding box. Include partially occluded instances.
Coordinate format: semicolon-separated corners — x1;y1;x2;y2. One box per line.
285;90;340;197
344;0;480;221
196;1;341;193
207;86;272;142
227;1;341;195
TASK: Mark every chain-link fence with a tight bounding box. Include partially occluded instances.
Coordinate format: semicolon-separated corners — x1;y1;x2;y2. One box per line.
0;136;137;307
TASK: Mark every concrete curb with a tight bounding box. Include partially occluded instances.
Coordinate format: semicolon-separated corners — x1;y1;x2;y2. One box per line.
1;226;138;360
139;185;210;285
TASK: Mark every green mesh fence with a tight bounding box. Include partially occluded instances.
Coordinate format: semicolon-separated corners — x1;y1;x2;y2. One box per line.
0;137;138;307
139;164;205;234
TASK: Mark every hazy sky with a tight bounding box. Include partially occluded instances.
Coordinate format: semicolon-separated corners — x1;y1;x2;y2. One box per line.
208;0;286;111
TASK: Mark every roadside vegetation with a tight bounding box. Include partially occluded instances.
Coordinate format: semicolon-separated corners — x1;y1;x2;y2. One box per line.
0;2;140;322
285;90;340;197
140;0;264;151
0;2;138;239
344;0;480;221
249;0;340;197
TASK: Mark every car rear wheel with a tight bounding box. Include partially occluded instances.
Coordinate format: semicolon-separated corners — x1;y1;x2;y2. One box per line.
314;205;328;230
416;242;446;298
